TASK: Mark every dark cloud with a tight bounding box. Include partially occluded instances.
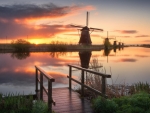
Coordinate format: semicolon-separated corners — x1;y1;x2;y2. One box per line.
135;35;150;38
0;3;93;39
115;30;137;34
0;3;77;20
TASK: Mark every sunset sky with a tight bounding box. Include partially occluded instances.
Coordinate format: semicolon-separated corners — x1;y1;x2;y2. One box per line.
0;0;150;45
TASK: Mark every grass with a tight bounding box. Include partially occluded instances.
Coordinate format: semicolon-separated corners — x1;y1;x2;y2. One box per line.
0;93;54;113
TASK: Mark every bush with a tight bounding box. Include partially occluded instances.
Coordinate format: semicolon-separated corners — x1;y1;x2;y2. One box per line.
32;100;49;113
92;97;118;113
93;92;150;113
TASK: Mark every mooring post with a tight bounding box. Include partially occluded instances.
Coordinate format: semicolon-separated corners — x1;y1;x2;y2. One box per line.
69;66;72;90
102;76;106;95
48;80;52;113
81;70;84;96
40;73;43;100
35;68;38;95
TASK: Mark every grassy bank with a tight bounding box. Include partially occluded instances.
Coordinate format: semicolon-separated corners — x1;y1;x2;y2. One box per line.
0;93;54;113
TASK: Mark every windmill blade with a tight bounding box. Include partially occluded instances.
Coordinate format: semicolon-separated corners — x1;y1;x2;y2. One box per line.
89;27;103;31
86;12;89;27
70;24;84;28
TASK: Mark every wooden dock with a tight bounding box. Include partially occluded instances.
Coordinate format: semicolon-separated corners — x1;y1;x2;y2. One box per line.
38;87;94;113
35;65;111;113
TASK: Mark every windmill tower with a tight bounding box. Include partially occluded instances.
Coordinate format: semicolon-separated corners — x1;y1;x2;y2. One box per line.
70;12;103;45
101;31;114;49
113;37;117;47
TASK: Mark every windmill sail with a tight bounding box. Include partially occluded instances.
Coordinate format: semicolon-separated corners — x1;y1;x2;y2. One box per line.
70;12;103;45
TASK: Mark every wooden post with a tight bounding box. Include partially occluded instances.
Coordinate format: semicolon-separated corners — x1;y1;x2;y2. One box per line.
69;66;72;90
102;77;106;95
35;68;38;97
40;73;43;100
81;70;84;96
48;80;52;112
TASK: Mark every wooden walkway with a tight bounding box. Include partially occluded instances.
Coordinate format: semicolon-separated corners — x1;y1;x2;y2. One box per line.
41;87;94;113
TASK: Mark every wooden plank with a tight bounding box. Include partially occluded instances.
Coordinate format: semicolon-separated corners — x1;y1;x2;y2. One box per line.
38;87;94;113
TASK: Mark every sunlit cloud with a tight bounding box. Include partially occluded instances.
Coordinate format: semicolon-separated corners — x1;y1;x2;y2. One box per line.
64;33;101;38
116;36;131;38
0;3;95;42
135;35;150;38
135;55;149;58
142;40;150;42
115;30;137;34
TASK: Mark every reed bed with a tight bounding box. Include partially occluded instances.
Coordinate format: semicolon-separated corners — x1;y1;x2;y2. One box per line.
81;58;150;99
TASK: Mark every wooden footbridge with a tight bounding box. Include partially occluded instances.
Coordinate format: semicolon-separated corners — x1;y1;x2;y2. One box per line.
35;65;111;113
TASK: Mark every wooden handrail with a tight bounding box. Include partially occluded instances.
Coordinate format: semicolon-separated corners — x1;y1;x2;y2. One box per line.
35;65;55;112
68;65;111;98
35;66;55;82
68;64;111;78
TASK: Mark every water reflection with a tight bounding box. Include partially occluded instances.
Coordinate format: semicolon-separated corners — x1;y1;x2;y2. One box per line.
49;52;67;58
103;48;112;63
0;47;150;95
79;51;92;68
11;52;30;60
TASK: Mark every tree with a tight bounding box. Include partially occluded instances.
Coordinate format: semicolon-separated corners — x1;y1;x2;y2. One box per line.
11;39;30;52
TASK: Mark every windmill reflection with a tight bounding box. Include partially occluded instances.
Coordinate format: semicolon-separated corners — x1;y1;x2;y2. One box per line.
103;48;111;63
79;51;92;68
11;52;30;60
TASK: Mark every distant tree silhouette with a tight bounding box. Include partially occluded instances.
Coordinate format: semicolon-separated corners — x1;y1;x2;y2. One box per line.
11;39;30;52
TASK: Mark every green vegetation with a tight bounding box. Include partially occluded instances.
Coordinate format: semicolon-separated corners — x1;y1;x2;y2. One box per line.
130;82;150;94
0;93;54;113
11;39;31;52
76;58;150;113
48;41;67;51
0;93;33;113
32;100;49;113
93;91;150;113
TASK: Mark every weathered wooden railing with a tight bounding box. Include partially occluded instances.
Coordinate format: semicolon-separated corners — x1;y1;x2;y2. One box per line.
67;65;111;97
35;66;55;112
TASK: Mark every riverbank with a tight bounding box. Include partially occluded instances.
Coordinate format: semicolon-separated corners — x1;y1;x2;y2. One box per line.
0;44;105;52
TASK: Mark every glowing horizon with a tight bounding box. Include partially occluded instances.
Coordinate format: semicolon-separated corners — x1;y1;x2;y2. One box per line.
0;0;150;45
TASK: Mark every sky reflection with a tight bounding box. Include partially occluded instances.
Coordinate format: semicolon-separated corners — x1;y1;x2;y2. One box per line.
0;47;150;95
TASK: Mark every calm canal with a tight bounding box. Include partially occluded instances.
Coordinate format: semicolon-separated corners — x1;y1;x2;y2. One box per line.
0;47;150;95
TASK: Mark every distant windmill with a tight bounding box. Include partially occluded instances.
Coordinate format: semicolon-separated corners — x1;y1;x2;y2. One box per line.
70;12;103;45
101;31;114;49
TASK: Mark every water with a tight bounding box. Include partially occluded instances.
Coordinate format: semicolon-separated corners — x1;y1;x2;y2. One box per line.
0;47;150;95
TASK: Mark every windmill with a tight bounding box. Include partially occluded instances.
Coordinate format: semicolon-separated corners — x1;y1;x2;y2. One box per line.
101;31;114;49
113;37;118;47
70;12;103;45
